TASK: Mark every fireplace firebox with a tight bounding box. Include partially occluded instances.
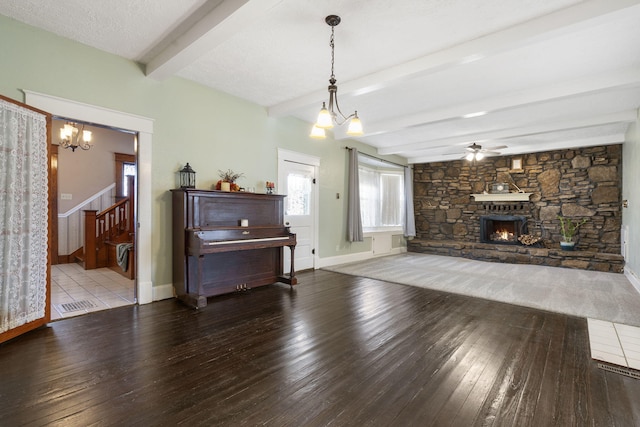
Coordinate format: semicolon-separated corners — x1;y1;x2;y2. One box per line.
480;215;527;245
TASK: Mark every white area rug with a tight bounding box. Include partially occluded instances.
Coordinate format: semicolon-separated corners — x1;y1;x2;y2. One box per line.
323;253;640;327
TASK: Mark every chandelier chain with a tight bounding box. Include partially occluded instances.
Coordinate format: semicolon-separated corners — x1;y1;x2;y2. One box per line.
330;26;335;80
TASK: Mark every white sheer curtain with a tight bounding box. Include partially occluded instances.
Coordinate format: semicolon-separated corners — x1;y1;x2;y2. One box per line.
359;168;405;227
358;166;378;227
381;173;403;226
0;99;49;333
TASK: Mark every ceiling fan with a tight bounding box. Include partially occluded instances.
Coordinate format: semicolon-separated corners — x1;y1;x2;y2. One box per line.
464;143;506;161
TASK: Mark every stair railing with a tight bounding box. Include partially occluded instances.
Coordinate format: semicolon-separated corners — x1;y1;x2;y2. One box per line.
83;177;135;269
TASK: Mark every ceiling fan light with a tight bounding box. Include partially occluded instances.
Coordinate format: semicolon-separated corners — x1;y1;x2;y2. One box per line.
476;152;485;160
346;114;363;136
316;103;334;129
465;152;475;161
309;125;326;139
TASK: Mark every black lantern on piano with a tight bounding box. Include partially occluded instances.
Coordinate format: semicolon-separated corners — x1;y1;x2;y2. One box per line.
179;163;196;188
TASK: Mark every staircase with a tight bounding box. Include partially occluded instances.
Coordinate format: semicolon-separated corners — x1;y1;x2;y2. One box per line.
79;178;135;279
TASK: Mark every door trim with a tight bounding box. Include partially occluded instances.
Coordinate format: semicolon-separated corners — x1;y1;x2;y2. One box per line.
278;148;320;269
24;90;155;304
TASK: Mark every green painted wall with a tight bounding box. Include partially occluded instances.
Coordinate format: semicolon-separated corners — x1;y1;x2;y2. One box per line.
0;15;405;288
623;112;640;282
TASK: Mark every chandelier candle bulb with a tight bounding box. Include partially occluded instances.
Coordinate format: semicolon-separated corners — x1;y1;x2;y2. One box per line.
310;124;326;139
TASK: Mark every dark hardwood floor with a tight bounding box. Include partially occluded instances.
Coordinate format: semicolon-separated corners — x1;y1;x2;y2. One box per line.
1;270;639;426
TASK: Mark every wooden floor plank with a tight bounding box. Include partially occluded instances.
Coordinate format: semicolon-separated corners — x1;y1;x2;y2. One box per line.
0;270;639;426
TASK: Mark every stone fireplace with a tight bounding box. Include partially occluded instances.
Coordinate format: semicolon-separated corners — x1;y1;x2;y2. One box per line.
480;215;527;245
408;144;625;273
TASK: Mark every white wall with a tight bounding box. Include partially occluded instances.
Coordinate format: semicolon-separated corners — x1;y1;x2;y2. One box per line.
623;111;640;290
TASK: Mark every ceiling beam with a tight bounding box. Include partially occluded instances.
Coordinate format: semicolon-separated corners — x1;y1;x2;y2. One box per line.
406;134;627;164
268;0;640;118
346;67;640;141
378;110;638;155
145;0;283;80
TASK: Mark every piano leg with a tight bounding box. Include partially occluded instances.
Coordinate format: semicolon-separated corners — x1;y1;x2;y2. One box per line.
279;244;298;286
179;293;208;309
181;255;208;308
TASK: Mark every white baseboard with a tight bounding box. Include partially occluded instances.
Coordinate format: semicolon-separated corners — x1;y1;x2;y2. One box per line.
153;283;175;301
625;267;640;295
317;247;406;269
137;280;154;305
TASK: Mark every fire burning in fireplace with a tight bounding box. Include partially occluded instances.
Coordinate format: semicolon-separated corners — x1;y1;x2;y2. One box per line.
480;215;527;245
491;228;515;242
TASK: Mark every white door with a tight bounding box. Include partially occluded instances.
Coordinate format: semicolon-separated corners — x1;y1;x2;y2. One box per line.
280;160;316;272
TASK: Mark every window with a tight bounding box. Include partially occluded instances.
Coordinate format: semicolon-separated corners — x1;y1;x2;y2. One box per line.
122;163;136;197
358;158;404;230
114;153;136;198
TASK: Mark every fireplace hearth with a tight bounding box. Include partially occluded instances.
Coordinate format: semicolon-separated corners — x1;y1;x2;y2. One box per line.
480;215;527;245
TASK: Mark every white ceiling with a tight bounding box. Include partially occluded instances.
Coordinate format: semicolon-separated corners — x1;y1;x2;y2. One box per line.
2;0;639;163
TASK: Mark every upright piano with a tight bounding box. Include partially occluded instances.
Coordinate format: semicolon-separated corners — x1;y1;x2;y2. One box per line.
172;189;297;308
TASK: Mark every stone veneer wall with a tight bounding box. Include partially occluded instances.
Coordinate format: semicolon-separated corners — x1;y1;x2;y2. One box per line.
410;145;624;271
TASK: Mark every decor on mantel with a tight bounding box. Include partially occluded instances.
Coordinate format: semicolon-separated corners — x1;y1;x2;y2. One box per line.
309;15;363;139
491;182;510;194
179;163;196;188
59;122;92;152
265;181;275;194
558;215;588;251
216;169;243;192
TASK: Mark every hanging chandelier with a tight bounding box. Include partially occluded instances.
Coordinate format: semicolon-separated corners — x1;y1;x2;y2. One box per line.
59;122;93;152
310;15;363;139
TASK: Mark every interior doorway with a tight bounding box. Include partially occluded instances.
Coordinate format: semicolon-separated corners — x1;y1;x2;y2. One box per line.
50;118;137;320
24;90;154;306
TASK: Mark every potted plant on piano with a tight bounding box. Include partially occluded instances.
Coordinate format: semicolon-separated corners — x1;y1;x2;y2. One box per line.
557;215;587;251
216;169;243;192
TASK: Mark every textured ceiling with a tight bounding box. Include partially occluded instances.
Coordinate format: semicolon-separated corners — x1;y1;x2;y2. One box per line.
1;0;638;163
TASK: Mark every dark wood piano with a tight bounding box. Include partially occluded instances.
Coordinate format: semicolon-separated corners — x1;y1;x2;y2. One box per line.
172;189;297;308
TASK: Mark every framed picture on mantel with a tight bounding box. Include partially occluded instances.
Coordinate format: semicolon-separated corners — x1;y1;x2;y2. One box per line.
510;157;523;172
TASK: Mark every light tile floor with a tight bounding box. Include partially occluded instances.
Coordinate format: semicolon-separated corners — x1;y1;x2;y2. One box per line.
50;263;136;321
588;318;640;371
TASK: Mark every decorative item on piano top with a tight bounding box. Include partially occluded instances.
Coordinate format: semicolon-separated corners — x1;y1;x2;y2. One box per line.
179;163;196;188
216;169;244;192
266;181;275;194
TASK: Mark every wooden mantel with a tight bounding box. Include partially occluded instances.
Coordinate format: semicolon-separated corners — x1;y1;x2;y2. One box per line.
471;193;532;202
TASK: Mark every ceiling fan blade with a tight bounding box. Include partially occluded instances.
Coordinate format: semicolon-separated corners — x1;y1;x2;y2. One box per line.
483;145;507;151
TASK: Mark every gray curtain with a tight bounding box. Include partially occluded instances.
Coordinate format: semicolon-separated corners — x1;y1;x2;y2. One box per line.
404;166;416;238
347;148;363;242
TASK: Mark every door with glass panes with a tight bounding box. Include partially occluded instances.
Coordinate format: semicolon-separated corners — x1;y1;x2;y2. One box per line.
280;160;316;271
